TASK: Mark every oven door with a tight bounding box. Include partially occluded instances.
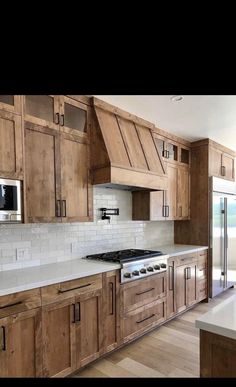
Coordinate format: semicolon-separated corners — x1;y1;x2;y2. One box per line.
0;179;22;222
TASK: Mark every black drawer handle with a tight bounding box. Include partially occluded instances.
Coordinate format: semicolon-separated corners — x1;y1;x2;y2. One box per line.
1;326;6;351
55;112;60;125
136;288;155;296
0;301;22;310
73;302;81;323
136;314;155;324
58;283;91;294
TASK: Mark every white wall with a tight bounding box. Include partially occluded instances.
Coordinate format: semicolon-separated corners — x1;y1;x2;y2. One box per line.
0;187;174;271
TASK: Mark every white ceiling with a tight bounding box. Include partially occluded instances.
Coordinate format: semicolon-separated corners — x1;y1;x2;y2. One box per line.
94;95;236;151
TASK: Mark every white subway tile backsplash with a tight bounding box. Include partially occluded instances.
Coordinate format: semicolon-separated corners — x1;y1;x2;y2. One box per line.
0;187;174;271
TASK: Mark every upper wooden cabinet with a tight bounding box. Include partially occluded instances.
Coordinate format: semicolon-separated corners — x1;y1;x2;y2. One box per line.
0;95;22;115
132;164;189;221
24;95;89;137
24;122;92;223
0;110;23;180
153;132;190;166
209;143;235;181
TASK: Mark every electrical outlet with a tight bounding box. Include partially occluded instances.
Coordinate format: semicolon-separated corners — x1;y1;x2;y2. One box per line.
16;248;30;261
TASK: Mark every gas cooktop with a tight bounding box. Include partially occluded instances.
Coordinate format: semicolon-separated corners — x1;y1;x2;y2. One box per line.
85;249;164;263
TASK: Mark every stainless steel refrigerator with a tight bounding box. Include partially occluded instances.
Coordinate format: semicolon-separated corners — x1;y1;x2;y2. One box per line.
210;177;236;297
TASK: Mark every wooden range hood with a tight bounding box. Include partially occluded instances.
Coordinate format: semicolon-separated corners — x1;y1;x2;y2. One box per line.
90;97;167;190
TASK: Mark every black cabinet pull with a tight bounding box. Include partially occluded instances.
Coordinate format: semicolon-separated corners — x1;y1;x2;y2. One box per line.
74;302;80;323
136;314;155;324
136;288;155;296
55;112;60;124
168;266;174;291
1;326;6;351
60;114;65;126
109;282;114;315
58;283;91;294
56;200;61;217
0;301;22;310
221;165;226;176
61;200;66;217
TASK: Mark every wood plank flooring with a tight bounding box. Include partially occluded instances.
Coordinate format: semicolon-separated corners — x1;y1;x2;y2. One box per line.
73;288;235;378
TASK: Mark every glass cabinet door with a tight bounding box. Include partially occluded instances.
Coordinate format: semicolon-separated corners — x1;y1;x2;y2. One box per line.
180;147;190;165
166;142;178;161
154;136;165;158
0;95;21;114
24;95;60;130
59;96;88;136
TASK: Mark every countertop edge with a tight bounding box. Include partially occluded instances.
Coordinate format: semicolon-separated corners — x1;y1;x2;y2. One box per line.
0;264;121;297
167;246;208;257
195;320;236;341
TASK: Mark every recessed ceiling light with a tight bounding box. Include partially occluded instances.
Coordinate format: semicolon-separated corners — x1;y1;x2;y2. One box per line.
170;95;184;102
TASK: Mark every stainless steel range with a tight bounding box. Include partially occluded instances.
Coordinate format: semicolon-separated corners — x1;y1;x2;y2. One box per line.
85;249;169;283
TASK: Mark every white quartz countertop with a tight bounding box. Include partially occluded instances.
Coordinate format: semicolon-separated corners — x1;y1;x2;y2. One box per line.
195;289;236;340
0;259;121;297
0;244;207;297
147;244;208;257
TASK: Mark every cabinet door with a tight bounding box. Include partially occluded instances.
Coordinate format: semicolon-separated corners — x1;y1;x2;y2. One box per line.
222;153;235;181
166;164;178;219
166;140;178;162
150;190;166;220
60;133;93;222
75;289;102;369
42;298;76;377
166;260;175;318
209;146;222;177
178;167;190;219
0;95;21;114
175;264;187;314
0;308;42;377
59;96;88;137
25;123;61;222
103;271;119;353
0;110;23;179
186;264;197;306
24;95;60;130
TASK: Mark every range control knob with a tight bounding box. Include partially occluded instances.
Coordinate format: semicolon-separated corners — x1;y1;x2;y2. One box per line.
160;263;167;268
140;268;147;274
154;265;160;270
132;270;140;276
124;272;131;278
147;266;154;272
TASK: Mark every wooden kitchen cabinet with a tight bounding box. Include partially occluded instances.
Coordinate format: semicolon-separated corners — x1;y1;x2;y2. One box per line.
166;258;175;319
197;250;208;301
59;96;88;137
102;270;120;353
42;298;76;377
75;288;103;369
175;261;197;314
24;121;92;223
24;122;61;222
209;144;235;181
24;95;60;130
132;163;185;221
60;133;92;222
0;110;23;179
0;308;42;377
177;166;190;219
0;95;22;115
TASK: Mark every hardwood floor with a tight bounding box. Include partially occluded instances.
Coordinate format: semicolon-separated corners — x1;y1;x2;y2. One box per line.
73;288;235;378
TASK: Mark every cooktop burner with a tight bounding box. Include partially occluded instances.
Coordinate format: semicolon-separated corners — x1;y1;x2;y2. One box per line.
86;249;163;263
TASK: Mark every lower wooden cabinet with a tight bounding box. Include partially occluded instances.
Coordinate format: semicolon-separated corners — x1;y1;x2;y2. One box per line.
0;308;42;377
42;298;76;377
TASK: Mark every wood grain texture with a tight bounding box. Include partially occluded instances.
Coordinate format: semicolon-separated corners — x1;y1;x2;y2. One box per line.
0;308;42;377
74;288;235;378
0;95;22;115
0;288;41;319
0;110;23;179
200;329;236;377
24;95;60;131
177;166;190;219
24;123;61;223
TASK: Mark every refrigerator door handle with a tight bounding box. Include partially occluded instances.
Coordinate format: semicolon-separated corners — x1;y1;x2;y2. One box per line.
224;197;228;288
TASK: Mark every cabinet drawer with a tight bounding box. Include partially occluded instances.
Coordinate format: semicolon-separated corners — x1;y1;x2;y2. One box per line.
41;274;102;305
198;279;207;300
0;289;41;318
122;298;166;341
198;259;207;280
121;273;166;314
174;252;197;266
